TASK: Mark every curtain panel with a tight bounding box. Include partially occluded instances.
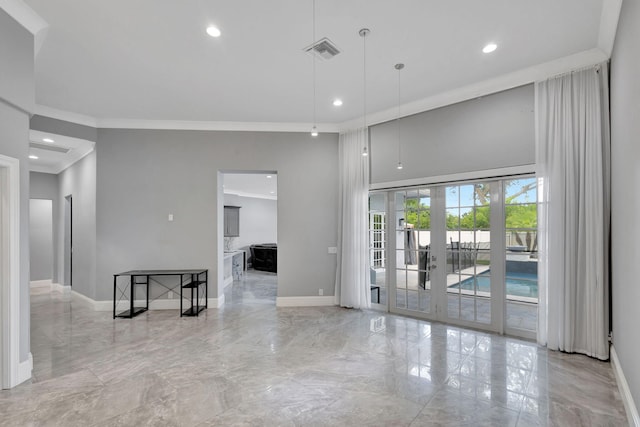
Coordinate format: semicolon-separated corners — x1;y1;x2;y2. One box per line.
535;63;611;360
335;128;371;309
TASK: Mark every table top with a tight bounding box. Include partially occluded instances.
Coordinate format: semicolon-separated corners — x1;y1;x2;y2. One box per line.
114;269;207;276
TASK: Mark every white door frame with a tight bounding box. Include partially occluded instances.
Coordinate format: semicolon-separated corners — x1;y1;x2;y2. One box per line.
0;154;21;389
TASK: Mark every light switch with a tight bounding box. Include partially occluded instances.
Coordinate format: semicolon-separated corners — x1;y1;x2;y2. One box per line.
168;214;174;221
328;247;337;254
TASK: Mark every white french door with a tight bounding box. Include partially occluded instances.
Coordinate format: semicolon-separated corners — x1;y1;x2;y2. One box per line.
372;177;538;338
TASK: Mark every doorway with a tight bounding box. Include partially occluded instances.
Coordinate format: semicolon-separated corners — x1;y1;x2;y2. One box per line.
29;199;54;288
64;195;72;288
219;172;278;305
370;177;538;338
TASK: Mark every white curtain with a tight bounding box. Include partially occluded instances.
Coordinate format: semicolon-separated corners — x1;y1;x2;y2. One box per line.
535;63;611;360
335;128;371;309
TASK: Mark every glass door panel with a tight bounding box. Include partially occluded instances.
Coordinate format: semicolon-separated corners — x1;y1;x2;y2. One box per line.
394;189;433;316
504;178;538;335
369;193;387;306
444;184;492;325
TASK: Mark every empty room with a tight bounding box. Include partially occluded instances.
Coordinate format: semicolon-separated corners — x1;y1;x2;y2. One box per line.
1;0;639;425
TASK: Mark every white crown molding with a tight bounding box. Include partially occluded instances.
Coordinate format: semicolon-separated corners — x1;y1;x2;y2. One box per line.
0;0;47;35
339;48;609;131
598;0;623;57
34;48;613;135
0;0;48;56
96;118;340;133
34;105;98;128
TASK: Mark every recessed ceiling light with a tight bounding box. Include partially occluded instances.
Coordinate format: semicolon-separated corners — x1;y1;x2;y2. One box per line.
43;138;54;143
266;175;272;179
206;26;221;38
482;43;497;54
29;155;38;160
270;191;275;194
333;99;343;107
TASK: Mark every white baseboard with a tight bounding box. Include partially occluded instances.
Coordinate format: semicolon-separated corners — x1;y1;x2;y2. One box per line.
51;282;70;293
29;279;52;289
611;345;640;427
276;296;336;307
16;352;33;386
211;295;224;308
72;290;223;312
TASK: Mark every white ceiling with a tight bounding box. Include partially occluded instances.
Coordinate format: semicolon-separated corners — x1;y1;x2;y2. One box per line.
21;0;618;130
223;173;278;200
28;130;95;174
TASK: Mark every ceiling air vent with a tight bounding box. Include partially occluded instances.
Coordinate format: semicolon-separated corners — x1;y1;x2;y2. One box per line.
304;38;341;60
29;142;70;153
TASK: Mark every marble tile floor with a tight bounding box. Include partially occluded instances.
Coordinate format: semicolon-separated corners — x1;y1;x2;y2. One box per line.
0;278;627;426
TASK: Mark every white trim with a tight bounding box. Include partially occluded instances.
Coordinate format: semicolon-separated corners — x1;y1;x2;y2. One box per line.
0;155;22;389
223;190;277;201
370;164;536;191
0;0;48;56
97;118;341;133
16;352;32;385
224;275;233;287
51;282;70;293
33;105;97;128
31;49;608;135
598;0;623;58
611;345;640;427
276;296;336;307
29;279;51;289
71;290;223;311
210;295;224;308
70;290;96;309
0;0;47;35
339;48;609;131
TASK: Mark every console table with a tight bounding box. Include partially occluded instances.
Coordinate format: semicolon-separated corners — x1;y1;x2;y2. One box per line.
113;269;208;318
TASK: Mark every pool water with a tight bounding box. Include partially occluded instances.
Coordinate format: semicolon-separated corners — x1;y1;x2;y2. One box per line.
451;271;538;298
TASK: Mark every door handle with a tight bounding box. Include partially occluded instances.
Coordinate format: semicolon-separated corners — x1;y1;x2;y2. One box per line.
430;264;437;269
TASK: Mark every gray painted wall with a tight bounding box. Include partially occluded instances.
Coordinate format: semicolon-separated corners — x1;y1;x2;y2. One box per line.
611;0;640;410
29;199;53;281
30;115;98;142
57;152;97;298
0;8;34;364
95;129;338;301
223;194;278;254
0;10;34;114
369;85;535;184
30;172;59;282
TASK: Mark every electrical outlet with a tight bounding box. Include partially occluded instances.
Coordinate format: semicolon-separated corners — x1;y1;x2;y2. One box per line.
319;288;324;296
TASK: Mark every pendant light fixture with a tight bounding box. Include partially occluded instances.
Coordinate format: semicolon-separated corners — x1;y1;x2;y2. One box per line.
310;0;318;137
359;28;370;156
395;63;404;170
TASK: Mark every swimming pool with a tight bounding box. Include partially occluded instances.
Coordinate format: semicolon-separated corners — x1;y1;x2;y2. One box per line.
450;271;538;298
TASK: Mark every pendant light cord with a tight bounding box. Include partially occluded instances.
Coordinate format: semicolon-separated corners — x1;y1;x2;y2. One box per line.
363;33;367;131
312;0;317;131
397;65;402;164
